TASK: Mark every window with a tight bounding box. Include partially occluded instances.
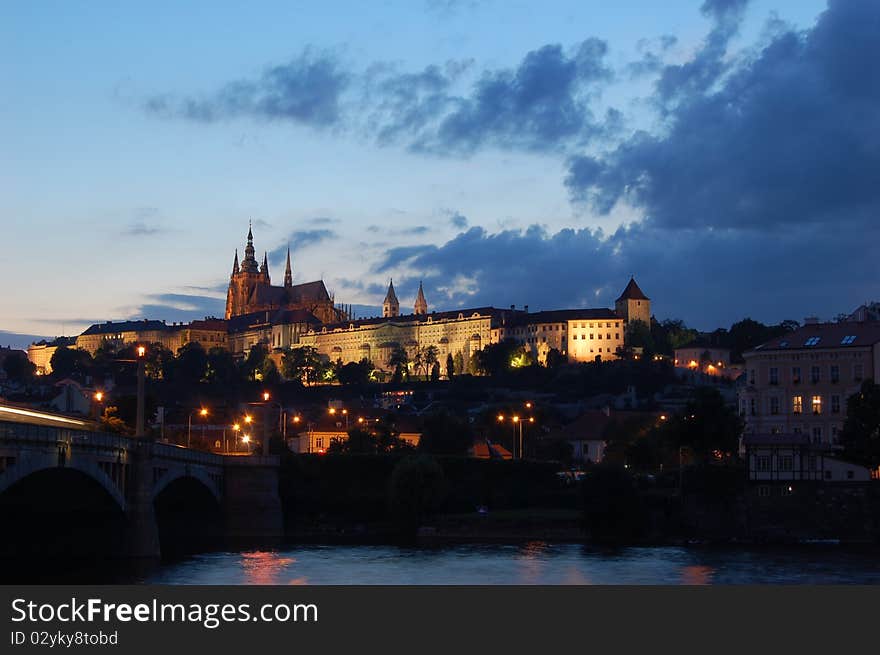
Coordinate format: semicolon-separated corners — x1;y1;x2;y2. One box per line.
804;336;821;346
792;395;803;414
769;367;779;385
811;395;822;415
757;485;770;497
750;399;756;416
615;333;620;340
812;427;822;443
830;365;839;382
756;456;770;472
749;369;756;385
847;470;855;480
597;334;602;340
792;366;801;384
779;456;793;471
841;335;857;345
854;364;864;381
315;437;324;449
831;395;840;414
808;455;817;471
589;333;594;340
810;366;820;383
770;397;780;415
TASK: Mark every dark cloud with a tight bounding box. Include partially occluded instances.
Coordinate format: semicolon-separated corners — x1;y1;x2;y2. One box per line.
145;49;349;127
627;35;679;78
448;211;468;229
407;40;614;154
146;39;614;155
567;0;880;234
372;220;879;329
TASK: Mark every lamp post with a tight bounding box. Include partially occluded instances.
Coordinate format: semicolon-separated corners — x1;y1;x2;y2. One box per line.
92;391;105;421
497;410;536;460
135;345;146;438
187;407;208;448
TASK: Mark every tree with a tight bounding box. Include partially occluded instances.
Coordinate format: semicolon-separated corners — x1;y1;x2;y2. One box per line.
660;387;743;463
430;361;441;382
99;406;129;434
3;351;36;383
48;347;92;380
388;345;409;382
423;345;439;379
625;319;654;355
261;357;281;385
242;343;269;382
418;411;474;456
281;346;323;385
545;347;566;369
453;351;465;376
445;353;454;380
474;340;526;376
205;347;237;385
336;359;373;386
170;342;208;385
840;380;880;468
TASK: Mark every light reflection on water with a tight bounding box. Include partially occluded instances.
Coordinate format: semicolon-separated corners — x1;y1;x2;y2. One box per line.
144;544;880;585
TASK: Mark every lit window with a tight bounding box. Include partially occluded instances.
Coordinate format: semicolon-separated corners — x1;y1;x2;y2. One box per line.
792;396;803;414
811;395;822;415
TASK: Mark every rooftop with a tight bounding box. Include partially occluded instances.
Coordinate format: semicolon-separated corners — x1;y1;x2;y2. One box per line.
747;321;880;355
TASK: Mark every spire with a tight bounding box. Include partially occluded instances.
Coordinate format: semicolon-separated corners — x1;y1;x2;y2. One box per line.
232;249;239;275
383;279;400;318
414;281;427;315
241;222;259;273
284;246;293;287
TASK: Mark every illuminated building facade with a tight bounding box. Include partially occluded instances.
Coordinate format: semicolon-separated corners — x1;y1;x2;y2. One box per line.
739;320;880;448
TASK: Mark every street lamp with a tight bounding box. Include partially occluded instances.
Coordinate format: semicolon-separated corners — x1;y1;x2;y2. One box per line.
187;407;208;448
135;345;146;438
497;412;535;460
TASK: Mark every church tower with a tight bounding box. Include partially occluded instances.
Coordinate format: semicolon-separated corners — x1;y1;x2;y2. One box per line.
414;281;427;315
284;247;293;287
383;279;400;318
226;222;270;319
615;277;651;326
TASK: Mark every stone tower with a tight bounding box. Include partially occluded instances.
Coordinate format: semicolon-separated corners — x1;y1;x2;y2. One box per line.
414;281;427;315
615;277;651;326
225;223;266;319
283;247;293;287
383;279;400;318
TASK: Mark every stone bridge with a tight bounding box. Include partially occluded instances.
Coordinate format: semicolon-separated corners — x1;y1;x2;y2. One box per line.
0;407;282;559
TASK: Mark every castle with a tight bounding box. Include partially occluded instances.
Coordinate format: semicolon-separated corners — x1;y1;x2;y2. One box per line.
69;224;652;370
224;224;344;325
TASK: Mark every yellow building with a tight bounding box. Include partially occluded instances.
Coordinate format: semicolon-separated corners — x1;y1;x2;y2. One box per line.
27;338;76;375
76;318;227;356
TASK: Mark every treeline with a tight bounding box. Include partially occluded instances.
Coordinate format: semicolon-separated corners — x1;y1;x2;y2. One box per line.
626;317;801;362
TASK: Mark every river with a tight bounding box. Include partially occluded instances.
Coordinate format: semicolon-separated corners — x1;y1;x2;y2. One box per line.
126;543;880;584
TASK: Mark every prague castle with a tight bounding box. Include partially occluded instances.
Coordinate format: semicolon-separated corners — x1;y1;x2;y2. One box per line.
64;224;652;374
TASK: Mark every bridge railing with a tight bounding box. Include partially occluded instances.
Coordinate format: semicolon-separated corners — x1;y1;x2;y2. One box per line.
0;420;131;451
152;441;225;467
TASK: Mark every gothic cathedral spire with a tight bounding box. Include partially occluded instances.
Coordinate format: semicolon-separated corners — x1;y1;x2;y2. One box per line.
284;246;293;287
261;252;270;282
232;249;239;276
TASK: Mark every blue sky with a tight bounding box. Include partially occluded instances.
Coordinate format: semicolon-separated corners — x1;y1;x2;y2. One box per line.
3;0;877;348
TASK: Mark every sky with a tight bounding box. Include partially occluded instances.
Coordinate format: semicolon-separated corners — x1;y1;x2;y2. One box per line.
2;0;878;348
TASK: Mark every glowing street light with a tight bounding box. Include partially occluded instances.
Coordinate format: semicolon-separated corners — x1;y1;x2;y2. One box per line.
187;407;209;448
137;345;146;358
263;391;271;402
94;391;104;402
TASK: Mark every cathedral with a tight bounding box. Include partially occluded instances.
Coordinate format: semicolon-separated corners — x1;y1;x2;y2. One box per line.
224;224;345;324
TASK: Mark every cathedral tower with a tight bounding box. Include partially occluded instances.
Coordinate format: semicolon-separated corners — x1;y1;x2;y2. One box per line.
414;281;427;315
383;279;400;318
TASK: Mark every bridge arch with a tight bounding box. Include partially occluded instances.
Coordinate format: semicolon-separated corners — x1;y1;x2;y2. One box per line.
152;466;221;504
0;457;126;513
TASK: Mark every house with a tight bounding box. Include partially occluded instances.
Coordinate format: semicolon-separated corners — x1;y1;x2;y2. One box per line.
743;434;875;487
543;409;661;464
50;378;98;417
289;411;422;453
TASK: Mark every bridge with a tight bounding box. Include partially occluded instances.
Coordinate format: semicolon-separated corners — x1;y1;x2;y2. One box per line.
0;403;283;562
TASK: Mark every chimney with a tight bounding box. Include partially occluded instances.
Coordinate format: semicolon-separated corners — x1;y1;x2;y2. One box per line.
524;305;529;313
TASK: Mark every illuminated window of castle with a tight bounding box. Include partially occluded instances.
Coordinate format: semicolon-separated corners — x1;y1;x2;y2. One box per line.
792;395;803;414
811;395;822;415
